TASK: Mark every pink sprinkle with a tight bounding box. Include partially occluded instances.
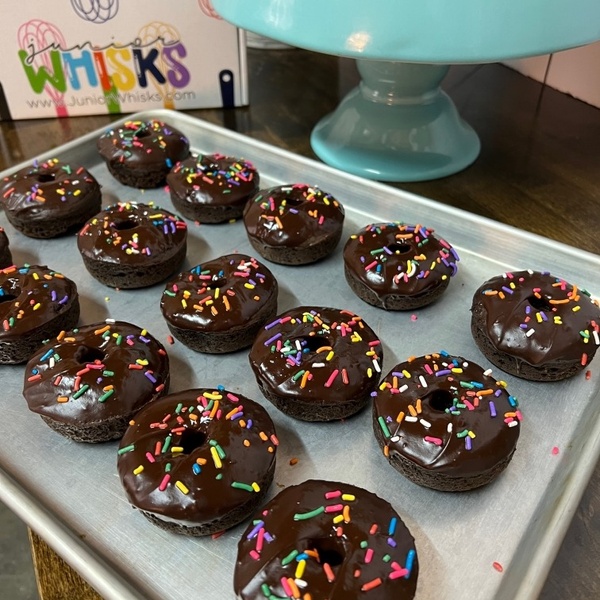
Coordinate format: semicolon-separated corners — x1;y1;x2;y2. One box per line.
324;369;339;388
325;504;344;513
552;446;560;455
424;436;443;446
158;474;170;491
249;550;260;560
365;548;374;563
410;314;418;321
364;260;378;271
280;577;293;597
493;561;504;573
389;568;409;579
256;527;265;552
325;490;342;499
145;452;156;463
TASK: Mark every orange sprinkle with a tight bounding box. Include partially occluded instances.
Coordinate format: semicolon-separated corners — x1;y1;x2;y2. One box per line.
361;578;382;592
289;457;299;466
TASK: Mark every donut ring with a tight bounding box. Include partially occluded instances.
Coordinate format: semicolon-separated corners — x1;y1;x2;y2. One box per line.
249;306;383;421
160;253;278;353
471;269;600;381
372;352;522;491
0;227;13;269
0;264;80;364
234;479;419;600
167;154;260;223
117;387;278;536
97;119;190;188
343;222;459;310
0;158;102;238
77;201;188;289
23;320;170;443
243;184;345;265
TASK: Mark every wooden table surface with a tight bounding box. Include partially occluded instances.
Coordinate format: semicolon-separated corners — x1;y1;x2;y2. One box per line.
1;48;598;599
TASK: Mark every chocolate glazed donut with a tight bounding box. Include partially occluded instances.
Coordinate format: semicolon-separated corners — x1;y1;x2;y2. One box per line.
373;352;522;492
160;253;278;353
471;270;600;381
234;479;418;600
23;320;170;443
249;306;382;421
97;119;190;188
0;158;102;238
343;222;459;310
117;388;278;536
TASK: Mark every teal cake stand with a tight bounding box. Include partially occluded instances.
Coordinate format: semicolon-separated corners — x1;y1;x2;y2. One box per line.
211;0;600;181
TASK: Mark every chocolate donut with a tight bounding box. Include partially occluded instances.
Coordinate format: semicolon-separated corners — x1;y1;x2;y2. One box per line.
0;158;102;238
0;264;80;364
372;352;522;492
167;154;260;223
343;222;459;310
117;387;278;536
160;254;278;353
77;201;188;289
97;119;190;188
471;270;600;381
243;184;345;265
234;479;418;600
249;306;383;421
0;228;13;269
23;320;170;443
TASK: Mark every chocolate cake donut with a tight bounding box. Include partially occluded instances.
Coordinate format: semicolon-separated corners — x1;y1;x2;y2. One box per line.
160;254;278;353
97;119;190;188
0;228;13;268
243;184;345;265
373;352;522;492
471;270;600;381
77;201;188;289
167;154;260;223
343;222;459;310
23;320;170;443
117;387;278;536
0;158;102;238
0;264;80;364
234;479;418;600
249;306;383;421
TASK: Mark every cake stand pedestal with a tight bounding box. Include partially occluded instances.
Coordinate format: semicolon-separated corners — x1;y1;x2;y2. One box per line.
310;60;480;181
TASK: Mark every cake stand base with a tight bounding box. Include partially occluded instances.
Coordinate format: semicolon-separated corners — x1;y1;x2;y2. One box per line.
311;60;480;182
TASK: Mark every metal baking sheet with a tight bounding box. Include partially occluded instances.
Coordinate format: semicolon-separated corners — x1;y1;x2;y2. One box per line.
0;109;599;600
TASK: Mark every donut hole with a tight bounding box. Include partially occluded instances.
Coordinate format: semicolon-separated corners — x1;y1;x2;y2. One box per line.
37;172;57;183
0;293;18;303
179;428;208;454
74;345;106;365
133;128;151;139
424;389;455;412
281;196;304;207
205;277;227;290
388;242;413;255
526;295;553;312
295;335;330;353
306;537;345;567
112;218;138;231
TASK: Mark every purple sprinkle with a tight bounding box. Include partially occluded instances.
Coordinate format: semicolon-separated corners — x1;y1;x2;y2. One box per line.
230;411;243;420
264;319;280;330
520;323;528;329
139;336;151;343
246;520;264;540
465;437;472;450
144;372;157;383
435;369;452;377
489;401;497;417
58;295;69;305
387;537;397;548
494;389;502;397
246;419;253;429
264;532;274;543
51;290;57;301
264;332;282;346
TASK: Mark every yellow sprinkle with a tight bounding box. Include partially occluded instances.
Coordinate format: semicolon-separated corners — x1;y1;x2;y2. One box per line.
572;306;581;312
341;494;355;501
468;431;476;438
326;350;335;361
133;466;144;475
171;446;184;453
402;370;411;378
33;303;41;310
333;515;344;524
251;482;261;492
175;481;189;494
210;446;222;468
295;559;306;579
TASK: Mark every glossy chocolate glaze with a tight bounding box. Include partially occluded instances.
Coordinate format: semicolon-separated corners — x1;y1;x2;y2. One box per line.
373;353;521;477
117;388;278;525
344;222;459;301
0;265;78;340
234;479;418;600
249;307;382;404
97;119;189;169
161;254;277;332
243;184;345;248
77;202;187;266
0;158;101;221
0;228;12;269
471;270;600;366
23;321;169;424
167;154;259;208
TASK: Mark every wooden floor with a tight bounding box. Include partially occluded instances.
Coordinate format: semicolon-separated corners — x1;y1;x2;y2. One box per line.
0;47;598;599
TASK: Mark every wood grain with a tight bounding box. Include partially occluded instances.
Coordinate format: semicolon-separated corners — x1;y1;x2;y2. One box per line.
1;47;598;599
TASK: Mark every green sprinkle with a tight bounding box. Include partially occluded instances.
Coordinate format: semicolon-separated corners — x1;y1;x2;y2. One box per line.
456;429;469;438
162;435;172;453
216;473;223;480
378;416;391;438
175;403;183;414
118;444;135;455
231;481;254;492
102;370;115;377
293;506;325;521
281;550;298;566
360;540;368;549
165;463;172;472
292;370;305;382
98;389;114;403
72;384;90;399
